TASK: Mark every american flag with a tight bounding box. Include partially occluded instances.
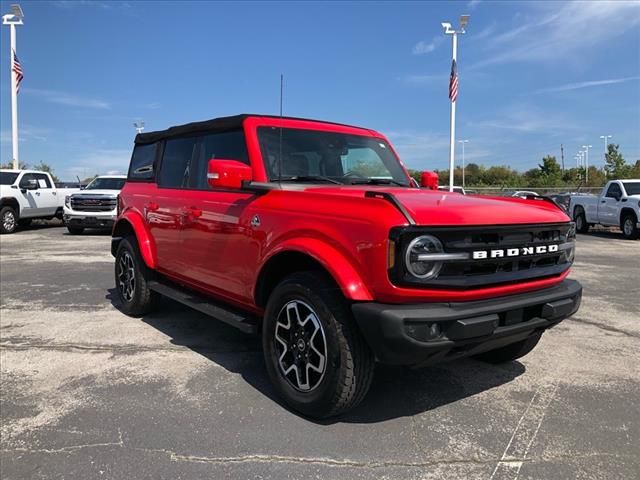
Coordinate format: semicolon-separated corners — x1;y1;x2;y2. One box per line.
12;50;24;93
448;59;458;102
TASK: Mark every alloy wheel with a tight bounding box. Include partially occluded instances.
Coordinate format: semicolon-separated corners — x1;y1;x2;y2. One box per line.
2;211;16;232
274;300;327;392
623;218;634;237
117;251;136;302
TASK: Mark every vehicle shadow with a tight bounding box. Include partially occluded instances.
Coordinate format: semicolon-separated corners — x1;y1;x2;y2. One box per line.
577;230;624;240
106;289;525;424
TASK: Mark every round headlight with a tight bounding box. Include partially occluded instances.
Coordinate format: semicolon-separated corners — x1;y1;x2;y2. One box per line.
405;235;444;279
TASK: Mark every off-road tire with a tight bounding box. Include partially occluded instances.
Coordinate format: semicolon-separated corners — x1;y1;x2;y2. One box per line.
621;213;639;240
67;226;85;235
0;206;18;234
262;272;374;419
114;237;158;316
474;332;543;364
574;207;589;234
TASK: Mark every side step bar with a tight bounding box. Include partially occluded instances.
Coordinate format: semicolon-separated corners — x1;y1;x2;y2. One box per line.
148;280;259;334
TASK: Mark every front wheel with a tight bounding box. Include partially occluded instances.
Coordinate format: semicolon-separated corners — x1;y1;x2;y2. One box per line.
474;332;543;364
114;237;158;316
621;214;639;240
262;272;374;419
0;207;18;234
574;207;589;234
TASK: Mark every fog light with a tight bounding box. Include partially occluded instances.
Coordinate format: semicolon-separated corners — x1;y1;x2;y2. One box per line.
405;322;442;342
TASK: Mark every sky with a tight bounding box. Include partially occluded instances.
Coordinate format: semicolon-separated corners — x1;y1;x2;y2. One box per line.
1;0;639;181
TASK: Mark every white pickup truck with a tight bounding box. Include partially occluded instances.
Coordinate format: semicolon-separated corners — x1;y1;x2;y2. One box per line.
570;179;640;240
63;175;126;234
0;169;79;234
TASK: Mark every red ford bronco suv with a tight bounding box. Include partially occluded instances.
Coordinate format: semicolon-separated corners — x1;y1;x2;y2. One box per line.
112;114;582;418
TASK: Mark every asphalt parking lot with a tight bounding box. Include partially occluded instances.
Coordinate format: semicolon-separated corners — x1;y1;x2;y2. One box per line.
1;226;638;480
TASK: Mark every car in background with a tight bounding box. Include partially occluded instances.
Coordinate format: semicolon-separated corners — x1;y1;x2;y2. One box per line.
63;175;126;234
438;185;466;194
569;179;640;239
1;169;79;234
504;190;540;198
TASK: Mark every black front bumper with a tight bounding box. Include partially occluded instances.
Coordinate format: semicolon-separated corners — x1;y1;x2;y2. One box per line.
352;279;582;366
64;215;115;229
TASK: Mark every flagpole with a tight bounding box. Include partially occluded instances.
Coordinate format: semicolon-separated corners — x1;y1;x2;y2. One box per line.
3;4;24;171
441;15;468;193
448;33;457;193
10;25;19;170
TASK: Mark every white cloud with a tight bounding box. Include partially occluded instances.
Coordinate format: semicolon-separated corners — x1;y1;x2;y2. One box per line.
471;103;577;134
473;1;640;67
412;37;443;55
467;0;482;9
535;77;640;94
386;131;450;167
23;88;111;110
1;126;51;144
471;22;495;41
64;148;130;178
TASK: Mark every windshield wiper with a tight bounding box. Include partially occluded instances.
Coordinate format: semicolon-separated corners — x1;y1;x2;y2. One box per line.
277;175;344;185
348;178;407;187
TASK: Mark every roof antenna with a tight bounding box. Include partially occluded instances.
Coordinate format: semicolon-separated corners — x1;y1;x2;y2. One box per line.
278;73;284;189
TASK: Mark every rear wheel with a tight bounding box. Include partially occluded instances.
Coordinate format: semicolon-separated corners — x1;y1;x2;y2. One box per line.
0;207;17;234
474;332;543;364
262;272;374;419
574;207;589;234
114;237;158;316
67;226;85;235
621;213;639;240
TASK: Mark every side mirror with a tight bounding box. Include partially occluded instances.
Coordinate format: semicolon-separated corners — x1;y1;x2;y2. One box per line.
420;171;439;190
207;159;252;190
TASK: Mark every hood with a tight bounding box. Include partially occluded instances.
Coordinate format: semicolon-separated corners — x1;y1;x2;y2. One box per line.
301;186;570;226
72;189;120;197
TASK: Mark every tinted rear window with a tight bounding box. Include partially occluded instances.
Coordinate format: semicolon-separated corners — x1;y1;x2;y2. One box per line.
128;143;157;181
158;137;198;188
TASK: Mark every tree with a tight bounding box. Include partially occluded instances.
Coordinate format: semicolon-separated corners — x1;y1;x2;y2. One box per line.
0;160;28;169
32;161;59;183
604;144;629;178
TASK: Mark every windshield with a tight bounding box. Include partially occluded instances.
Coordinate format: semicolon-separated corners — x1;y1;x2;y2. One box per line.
623;182;640;196
257;127;410;186
0;172;19;185
85;177;126;190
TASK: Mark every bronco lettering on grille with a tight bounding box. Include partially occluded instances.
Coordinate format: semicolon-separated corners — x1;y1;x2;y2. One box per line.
472;244;558;260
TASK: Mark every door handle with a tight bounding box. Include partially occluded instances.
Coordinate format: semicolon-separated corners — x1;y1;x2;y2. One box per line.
52;191;57;195
35;192;41;196
145;202;159;211
601;200;606;203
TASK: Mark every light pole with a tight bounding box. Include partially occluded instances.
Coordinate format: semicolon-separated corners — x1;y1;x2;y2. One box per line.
442;14;469;192
581;145;592;184
458;139;469;188
133;121;145;134
600;134;612;170
2;4;24;170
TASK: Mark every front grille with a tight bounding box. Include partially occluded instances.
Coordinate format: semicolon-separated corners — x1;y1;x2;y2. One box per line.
70;195;117;212
390;223;574;289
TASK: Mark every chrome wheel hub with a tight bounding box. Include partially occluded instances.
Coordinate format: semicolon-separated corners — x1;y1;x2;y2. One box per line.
2;211;15;231
274;300;327;392
117;251;136;302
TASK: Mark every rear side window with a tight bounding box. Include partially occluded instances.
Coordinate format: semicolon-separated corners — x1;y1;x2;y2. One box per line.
34;173;52;188
128;143;157;181
158;137;198;188
189;130;249;189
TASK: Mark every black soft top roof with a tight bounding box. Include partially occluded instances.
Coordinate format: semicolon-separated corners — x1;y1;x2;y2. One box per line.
134;114;370;145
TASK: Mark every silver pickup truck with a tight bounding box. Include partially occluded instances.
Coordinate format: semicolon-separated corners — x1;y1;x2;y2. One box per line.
570;179;640;239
